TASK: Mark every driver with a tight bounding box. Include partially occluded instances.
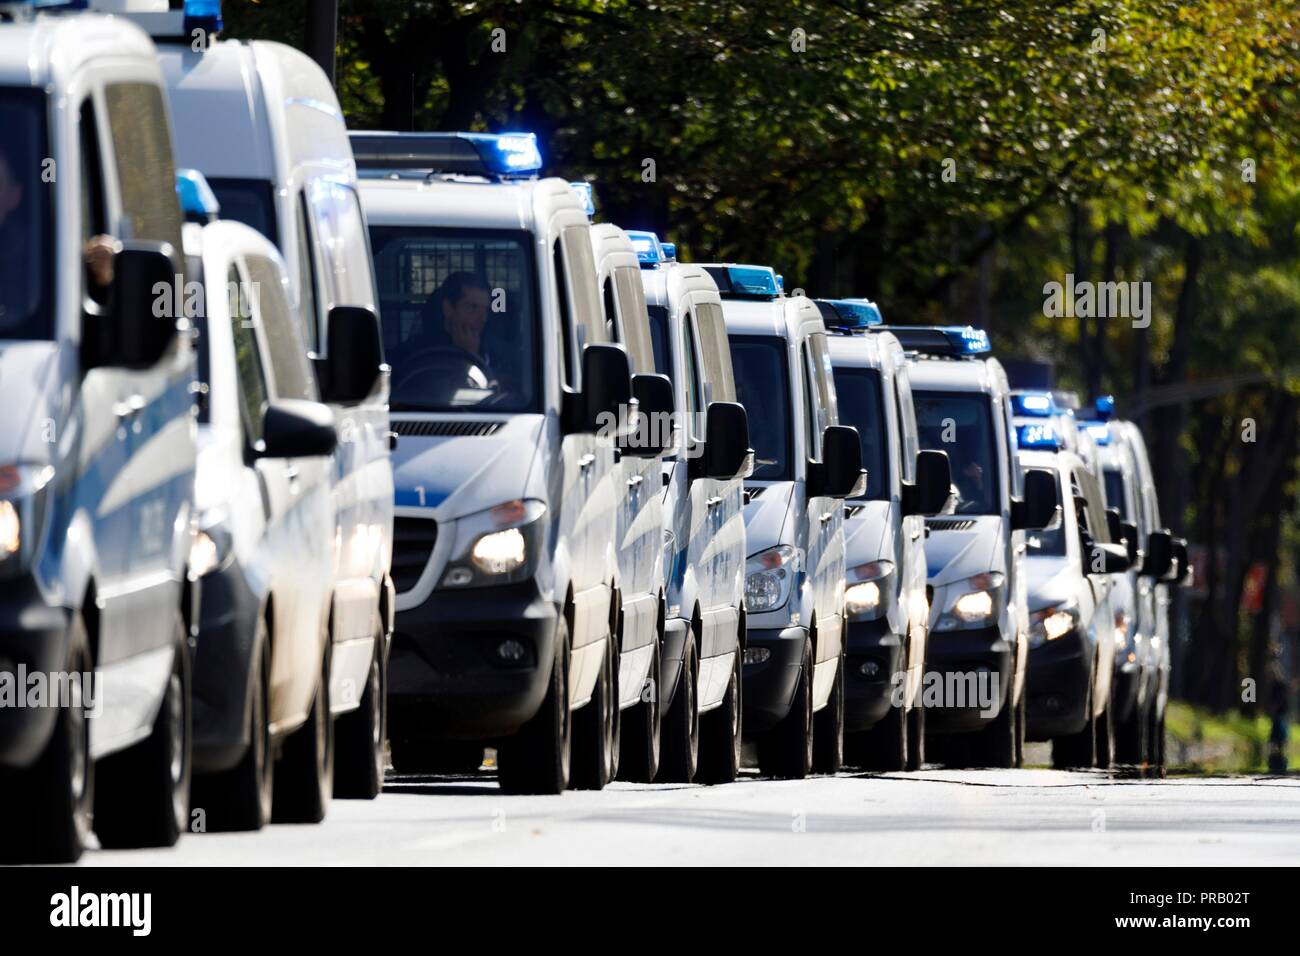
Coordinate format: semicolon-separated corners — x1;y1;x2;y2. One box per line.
417;271;496;387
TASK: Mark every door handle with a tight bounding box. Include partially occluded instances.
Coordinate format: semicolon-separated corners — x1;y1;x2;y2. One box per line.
706;496;723;509
286;464;300;486
578;453;596;471
820;511;834;523
627;474;644;489
113;394;146;418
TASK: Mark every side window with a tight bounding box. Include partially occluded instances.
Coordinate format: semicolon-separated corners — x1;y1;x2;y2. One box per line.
103;82;182;254
552;241;574;388
244;254;317;401
295;194;320;353
560;225;605;353
601;276;618;343
682;310;704;441
613;266;655;375
695;302;736;403
894;363;919;481
809;332;837;426
229;263;270;447
79;98;109;308
801;344;820;459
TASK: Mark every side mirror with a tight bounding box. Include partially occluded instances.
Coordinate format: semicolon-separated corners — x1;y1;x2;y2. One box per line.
699;401;751;480
564;343;633;435
1086;541;1133;575
86;240;181;370
1141;529;1173;578
1170;536;1192;586
316;305;385;404
622;373;675;458
903;449;952;516
810;424;866;499
1105;508;1124;546
1120;520;1142;569
261;399;338;459
1014;468;1059;530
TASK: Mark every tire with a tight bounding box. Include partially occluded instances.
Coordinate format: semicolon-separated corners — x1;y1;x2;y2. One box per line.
812;648;845;774
192;618;273;831
570;632;616;790
658;625;699;783
0;614;94;863
389;738;483;775
617;629;661;783
1052;670;1097;770
334;626;386;799
846;692;907;771
95;616;192;849
497;613;571;794
1147;698;1166;776
273;644;334;823
969;669;1018;769
1114;698;1148;765
758;636;813;779
906;696;926;771
1013;682;1026;768
697;644;742;784
1094;691;1114;770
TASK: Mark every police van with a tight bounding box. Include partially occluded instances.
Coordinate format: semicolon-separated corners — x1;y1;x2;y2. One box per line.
818;300;951;771
636;236;750;783
354;131;633;794
0;7;197;861
885;327;1056;768
177;173;347;826
133;2;394;799
711;265;864;778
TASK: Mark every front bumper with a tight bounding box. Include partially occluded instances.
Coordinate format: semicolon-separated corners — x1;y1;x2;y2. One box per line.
742;624;808;734
1025;629;1092;740
192;560;262;773
0;574;70;768
844;617;903;732
388;578;558;741
924;625;1012;733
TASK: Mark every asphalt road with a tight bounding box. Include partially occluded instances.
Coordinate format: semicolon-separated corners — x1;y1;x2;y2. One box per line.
79;746;1300;866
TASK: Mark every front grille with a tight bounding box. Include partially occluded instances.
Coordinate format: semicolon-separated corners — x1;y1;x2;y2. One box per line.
926;518;976;532
393;419;503;438
393;516;438;594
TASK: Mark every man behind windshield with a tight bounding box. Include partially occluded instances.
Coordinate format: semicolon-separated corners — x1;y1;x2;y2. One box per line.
414;271;496;388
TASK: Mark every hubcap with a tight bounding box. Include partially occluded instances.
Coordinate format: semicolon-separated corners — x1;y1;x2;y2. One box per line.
168;671;184;784
68;675;87;802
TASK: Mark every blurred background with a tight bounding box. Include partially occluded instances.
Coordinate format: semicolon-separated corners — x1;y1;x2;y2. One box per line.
225;0;1300;771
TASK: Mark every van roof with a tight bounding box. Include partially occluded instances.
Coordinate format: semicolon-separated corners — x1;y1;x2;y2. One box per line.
718;294;824;341
827;329;888;369
358;174;585;231
641;261;722;310
905;352;1000;394
589;222;637;273
0;14;156;88
158;39;353;183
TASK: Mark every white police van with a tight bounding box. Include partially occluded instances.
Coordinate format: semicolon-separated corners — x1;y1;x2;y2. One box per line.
636;235;750;783
886;327;1056;768
0;6;196;861
354;131;633;794
818;300;951;771
711;264;864;778
177;172;347;826
128;1;395;797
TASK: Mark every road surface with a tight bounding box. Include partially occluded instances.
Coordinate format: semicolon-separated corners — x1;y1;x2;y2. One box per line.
80;748;1300;866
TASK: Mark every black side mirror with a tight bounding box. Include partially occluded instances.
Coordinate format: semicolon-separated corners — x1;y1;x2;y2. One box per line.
810;424;866;499
1121;520;1142;569
564;343;633;435
1105;508;1124;546
261;399;338;458
622;373;675;458
1170;536;1192;585
1142;529;1173;578
316;305;385;404
1085;541;1133;575
903;449;952;516
698;401;751;480
1013;468;1059;530
86;240;181;371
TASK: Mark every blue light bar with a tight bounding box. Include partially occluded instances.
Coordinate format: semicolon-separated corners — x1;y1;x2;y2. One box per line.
1017;422;1061;450
816;298;883;330
465;132;541;175
704;265;781;299
1084;422;1111;446
184;0;223;35
660;242;677;261
351;131;542;179
776;274;785;292
568;181;595;217
1094;394;1115;421
877;325;991;357
626;230;666;268
176;168;220;223
1011;391;1057;418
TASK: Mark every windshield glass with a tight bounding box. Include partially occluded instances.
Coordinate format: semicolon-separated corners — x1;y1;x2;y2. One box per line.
0;88;51;340
207;178;278;242
832;366;888;500
1104;467;1128;520
369;227;540;412
646;304;671;377
914;390;999;515
729;334;791;480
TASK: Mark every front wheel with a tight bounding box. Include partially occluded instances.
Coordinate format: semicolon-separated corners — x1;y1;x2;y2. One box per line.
1052;671;1097;770
697;644;743;784
273;644;334;823
497;614;571;794
812;648;845;774
618;630;662;783
757;637;813;779
570;633;616;790
658;626;699;783
334;626;386;799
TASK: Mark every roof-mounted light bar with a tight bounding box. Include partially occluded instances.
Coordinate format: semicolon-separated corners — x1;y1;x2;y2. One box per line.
876;325;990;357
176;168;220;224
568;181;595;217
626;230;669;269
1017;422;1061;451
816;298;883;331
702;264;782;300
1011;391;1057;418
350;131;542;179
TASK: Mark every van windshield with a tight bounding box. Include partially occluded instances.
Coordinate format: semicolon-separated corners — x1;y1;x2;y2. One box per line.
831;366;888;500
0;88;52;340
369;226;540;413
914;390;1000;515
206;178;278;242
728;334;791;480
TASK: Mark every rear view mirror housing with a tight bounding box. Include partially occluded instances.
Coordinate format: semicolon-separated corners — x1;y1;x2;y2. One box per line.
86;240;182;371
696;401;752;481
810;425;865;499
1086;541;1133;575
316;305;386;405
1142;529;1173;578
260;399;338;459
564;343;633;435
1013;468;1059;531
1120;520;1143;569
621;373;675;458
903;449;952;516
1170;537;1193;586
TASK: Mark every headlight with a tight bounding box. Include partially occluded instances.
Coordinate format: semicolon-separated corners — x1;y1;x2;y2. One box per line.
0;500;19;557
745;545;799;614
1029;600;1080;648
439;499;546;588
189;516;232;579
953;590;994;622
937;571;1004;630
1113;609;1130;648
845;581;880;616
845;559;894;621
0;463;55;575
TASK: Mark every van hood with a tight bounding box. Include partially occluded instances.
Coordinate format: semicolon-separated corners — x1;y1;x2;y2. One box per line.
1024;555;1081;612
0;342;59;465
924;515;1002;586
393;415;544;520
844;500;891;564
742;482;795;556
